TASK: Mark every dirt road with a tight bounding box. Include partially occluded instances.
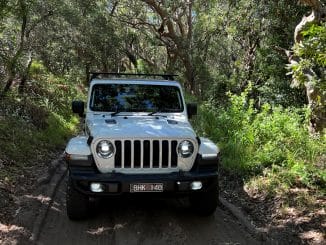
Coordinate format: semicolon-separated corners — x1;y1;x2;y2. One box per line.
35;174;262;245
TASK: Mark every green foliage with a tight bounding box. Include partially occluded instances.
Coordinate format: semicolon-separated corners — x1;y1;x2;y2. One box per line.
0;0;323;197
286;22;326;132
29;60;47;75
26;68;86;117
39;112;79;146
194;86;326;191
288;23;326;87
193;0;306;105
0;110;77;184
0;67;84;177
0;0;308;107
300;24;326;67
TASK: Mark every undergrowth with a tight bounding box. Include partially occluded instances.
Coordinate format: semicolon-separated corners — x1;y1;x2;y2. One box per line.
0;61;85;183
193;85;326;195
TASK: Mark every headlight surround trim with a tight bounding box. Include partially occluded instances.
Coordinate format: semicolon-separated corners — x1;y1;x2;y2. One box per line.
178;140;194;158
96;140;115;158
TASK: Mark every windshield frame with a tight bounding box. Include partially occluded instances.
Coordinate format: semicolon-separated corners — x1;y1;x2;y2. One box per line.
87;81;185;114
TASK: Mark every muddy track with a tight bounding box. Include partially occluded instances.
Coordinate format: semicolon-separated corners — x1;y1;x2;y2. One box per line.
36;174;262;245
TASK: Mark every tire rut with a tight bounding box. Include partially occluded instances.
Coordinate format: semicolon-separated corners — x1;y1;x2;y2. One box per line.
37;176;262;245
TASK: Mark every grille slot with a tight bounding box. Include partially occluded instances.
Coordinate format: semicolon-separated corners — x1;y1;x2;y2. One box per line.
124;141;131;168
171;141;178;167
153;140;159;168
162;141;169;168
114;141;122;168
134;140;141;168
143;140;150;168
114;139;178;169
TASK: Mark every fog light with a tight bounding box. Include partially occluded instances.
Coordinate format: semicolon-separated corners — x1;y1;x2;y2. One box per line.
90;183;104;193
190;181;202;190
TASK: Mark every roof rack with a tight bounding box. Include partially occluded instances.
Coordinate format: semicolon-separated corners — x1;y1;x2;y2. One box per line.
89;72;178;81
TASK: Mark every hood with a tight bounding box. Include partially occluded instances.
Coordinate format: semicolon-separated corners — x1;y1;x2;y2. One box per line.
86;115;196;139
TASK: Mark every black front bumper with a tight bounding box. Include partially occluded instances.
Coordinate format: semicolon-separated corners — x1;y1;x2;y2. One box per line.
69;168;218;197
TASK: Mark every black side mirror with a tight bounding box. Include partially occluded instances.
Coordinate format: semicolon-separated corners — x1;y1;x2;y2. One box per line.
186;103;197;119
72;100;85;117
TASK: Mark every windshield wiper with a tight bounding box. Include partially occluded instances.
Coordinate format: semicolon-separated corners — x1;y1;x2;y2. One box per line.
110;111;121;117
147;111;159;116
147;109;180;116
111;107;122;117
110;108;180;117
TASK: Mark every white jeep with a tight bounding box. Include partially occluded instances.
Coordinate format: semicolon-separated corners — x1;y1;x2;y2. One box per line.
65;73;220;219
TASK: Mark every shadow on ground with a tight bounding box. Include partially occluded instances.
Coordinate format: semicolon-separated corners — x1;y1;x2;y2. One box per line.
220;171;325;245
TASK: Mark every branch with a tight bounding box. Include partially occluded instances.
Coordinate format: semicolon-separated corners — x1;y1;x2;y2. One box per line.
176;18;185;36
187;0;193;42
142;0;177;39
26;10;53;38
110;1;118;16
171;5;187;36
118;17;158;34
299;0;324;11
295;0;326;42
18;0;27;49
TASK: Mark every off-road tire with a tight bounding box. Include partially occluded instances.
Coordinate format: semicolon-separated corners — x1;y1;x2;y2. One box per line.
189;188;218;216
66;177;89;220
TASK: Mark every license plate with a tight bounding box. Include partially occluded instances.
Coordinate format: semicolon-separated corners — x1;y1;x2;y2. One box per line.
130;183;164;193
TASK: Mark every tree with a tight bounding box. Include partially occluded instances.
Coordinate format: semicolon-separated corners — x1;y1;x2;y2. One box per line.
288;0;326;132
116;0;199;93
188;0;305;104
0;0;53;96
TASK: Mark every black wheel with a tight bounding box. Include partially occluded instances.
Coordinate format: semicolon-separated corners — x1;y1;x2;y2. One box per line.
189;188;218;216
66;177;89;220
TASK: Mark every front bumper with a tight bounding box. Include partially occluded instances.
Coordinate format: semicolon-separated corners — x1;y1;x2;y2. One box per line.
69;168;218;196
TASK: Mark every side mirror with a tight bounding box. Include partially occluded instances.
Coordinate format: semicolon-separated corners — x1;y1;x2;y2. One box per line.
72;100;85;117
186;103;197;119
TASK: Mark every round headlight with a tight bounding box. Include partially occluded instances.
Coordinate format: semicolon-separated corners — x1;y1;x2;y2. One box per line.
178;140;194;158
96;140;114;158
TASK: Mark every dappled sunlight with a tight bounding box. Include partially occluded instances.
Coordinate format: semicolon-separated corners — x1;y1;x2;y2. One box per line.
317;208;326;217
90;116;194;139
0;223;24;233
86;223;126;236
0;0;324;245
50;201;62;213
220;166;326;244
24;194;51;204
299;230;325;244
0;222;26;245
271;200;326;244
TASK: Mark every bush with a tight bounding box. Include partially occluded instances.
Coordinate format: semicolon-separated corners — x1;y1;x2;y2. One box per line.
0;66;85;180
194;85;326;191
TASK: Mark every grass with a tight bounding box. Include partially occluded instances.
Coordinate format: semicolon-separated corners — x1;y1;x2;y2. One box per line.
193;86;326;198
0;64;85;184
0;108;78;184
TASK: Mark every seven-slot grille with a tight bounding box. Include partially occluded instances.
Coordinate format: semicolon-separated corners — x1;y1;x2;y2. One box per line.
114;139;178;169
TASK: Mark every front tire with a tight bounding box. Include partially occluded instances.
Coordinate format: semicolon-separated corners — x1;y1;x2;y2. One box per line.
189;189;218;216
66;177;89;220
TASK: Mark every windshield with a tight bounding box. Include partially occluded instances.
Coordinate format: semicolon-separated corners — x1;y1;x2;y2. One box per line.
90;84;184;112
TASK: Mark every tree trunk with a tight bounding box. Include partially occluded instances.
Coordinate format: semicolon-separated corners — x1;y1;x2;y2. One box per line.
140;0;196;94
293;0;326;132
19;53;33;94
166;48;177;74
182;55;196;95
1;76;14;98
85;63;90;84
